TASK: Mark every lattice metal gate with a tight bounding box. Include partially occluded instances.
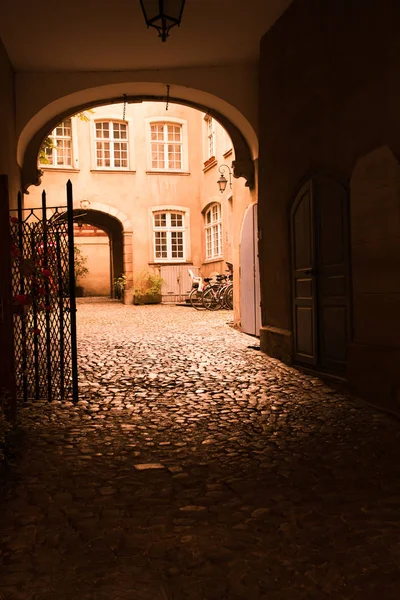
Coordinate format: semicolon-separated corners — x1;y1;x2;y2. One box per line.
9;181;78;402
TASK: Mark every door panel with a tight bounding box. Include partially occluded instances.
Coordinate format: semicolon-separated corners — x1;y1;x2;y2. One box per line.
315;177;350;373
160;265;199;303
291;183;317;365
240;203;261;336
253;205;261;335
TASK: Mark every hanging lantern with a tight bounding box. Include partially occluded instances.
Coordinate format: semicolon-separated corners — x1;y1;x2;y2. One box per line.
217;165;232;193
217;173;228;194
139;0;186;42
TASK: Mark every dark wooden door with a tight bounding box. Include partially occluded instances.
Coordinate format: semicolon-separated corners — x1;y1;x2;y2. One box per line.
291;181;317;365
291;175;351;375
314;176;350;374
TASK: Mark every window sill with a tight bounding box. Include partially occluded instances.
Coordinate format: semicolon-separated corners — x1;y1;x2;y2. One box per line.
203;257;223;264
146;171;191;176
223;148;233;158
203;157;217;172
39;167;80;173
149;261;193;266
90;169;136;173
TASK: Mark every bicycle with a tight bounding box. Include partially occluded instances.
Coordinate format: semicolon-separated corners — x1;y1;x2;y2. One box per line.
202;265;233;310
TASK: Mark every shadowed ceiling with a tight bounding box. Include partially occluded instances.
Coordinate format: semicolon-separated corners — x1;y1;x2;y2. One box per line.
0;0;292;71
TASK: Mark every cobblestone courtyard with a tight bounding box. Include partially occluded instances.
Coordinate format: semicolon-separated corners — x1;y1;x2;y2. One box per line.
1;300;400;600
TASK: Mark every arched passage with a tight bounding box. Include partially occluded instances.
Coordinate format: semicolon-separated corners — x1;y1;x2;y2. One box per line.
69;209;127;299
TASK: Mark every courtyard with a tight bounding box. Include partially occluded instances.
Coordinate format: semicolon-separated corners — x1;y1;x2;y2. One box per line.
1;300;400;599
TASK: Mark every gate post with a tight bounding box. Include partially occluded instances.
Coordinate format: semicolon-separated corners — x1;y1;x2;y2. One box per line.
0;175;17;420
66;180;79;402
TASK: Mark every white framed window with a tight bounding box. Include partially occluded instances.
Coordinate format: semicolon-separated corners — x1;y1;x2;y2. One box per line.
146;118;189;172
42;119;73;167
204;115;216;160
150;123;182;170
205;203;222;259
153;211;186;261
94;120;129;169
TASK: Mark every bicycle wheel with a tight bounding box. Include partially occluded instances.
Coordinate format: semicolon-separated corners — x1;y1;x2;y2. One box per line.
202;284;222;311
189;288;206;310
224;284;233;309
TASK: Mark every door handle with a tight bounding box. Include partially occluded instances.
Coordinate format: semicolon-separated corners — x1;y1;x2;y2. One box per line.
303;268;316;276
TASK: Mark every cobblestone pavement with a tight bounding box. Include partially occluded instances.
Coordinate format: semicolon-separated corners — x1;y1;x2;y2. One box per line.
1;300;400;600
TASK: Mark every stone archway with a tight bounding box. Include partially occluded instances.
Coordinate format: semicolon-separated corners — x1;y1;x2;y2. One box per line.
17;82;258;194
71;206;133;303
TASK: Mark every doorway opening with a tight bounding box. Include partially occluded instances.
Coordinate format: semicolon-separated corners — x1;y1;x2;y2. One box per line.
72;209;124;299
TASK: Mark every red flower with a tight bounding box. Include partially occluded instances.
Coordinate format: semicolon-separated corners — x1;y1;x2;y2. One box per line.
14;294;32;306
42;268;51;278
33;328;41;335
11;243;19;258
38;287;46;295
10;216;19;224
45;305;52;312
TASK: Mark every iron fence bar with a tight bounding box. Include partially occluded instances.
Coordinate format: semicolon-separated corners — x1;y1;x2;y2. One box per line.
30;228;40;400
42;191;52;401
17;191;28;402
66;180;79;403
55;230;65;399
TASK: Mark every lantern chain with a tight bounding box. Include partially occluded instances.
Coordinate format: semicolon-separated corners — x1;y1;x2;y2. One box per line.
122;94;127;121
165;85;170;111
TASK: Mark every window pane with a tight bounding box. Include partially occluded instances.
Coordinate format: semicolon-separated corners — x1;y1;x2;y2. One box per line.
206;228;212;259
56;139;72;166
170;213;183;228
96;122;110;138
171;231;184;258
96;141;110;167
167;125;181;142
151;142;164;169
44;145;53;165
155;231;167;258
168;144;182;169
55;119;71;138
113;122;127;139
154;213;167;228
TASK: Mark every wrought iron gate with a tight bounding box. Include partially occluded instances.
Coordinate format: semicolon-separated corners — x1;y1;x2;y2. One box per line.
9;181;78;402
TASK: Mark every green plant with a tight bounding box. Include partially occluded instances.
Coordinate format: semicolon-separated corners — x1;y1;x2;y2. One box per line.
74;246;89;281
113;274;127;299
133;270;164;300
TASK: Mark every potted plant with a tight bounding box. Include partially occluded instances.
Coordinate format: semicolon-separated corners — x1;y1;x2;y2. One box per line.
133;270;163;305
113;273;126;300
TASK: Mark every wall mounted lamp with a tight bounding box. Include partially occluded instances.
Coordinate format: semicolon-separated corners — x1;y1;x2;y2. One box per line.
80;199;90;210
217;164;233;193
139;0;186;42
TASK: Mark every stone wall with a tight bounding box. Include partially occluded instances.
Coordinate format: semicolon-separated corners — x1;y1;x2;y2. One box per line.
258;0;400;406
0;39;19;416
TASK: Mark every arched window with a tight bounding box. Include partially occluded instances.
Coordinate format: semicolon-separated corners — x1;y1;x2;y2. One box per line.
153;210;186;261
94;120;129;168
205;203;222;259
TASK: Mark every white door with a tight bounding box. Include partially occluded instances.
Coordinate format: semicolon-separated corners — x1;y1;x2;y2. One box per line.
160;265;200;303
240;204;261;336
